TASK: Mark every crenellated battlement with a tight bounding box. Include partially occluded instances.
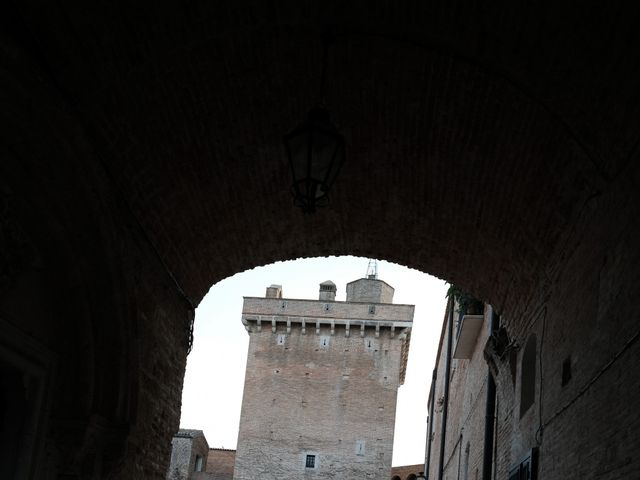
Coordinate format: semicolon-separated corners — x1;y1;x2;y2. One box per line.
242;296;414;323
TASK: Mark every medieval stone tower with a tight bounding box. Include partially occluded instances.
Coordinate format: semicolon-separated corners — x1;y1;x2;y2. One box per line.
233;275;414;479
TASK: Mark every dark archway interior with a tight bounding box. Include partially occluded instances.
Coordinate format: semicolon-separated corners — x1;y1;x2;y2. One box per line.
1;1;639;478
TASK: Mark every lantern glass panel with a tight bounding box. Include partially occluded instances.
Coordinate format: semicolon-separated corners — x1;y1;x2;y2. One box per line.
309;128;336;182
285;130;309;184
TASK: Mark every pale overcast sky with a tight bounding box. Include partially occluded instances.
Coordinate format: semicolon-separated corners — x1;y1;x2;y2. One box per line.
179;256;448;467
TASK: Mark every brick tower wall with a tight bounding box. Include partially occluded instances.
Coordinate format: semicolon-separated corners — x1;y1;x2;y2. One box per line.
233;295;413;480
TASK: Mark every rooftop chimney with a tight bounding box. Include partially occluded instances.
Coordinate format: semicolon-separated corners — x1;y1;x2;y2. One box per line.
265;284;283;298
319;280;337;301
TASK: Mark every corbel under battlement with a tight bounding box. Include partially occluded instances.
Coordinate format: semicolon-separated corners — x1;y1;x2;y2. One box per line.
242;314;412;339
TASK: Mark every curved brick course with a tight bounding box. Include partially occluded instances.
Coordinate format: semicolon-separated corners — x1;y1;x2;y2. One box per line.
1;2;639;478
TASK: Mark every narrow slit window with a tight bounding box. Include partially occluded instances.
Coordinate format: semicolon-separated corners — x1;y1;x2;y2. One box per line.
520;334;537;417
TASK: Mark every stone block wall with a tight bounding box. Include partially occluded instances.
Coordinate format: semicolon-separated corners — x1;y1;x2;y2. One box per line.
166;431;210;480
167;437;194;480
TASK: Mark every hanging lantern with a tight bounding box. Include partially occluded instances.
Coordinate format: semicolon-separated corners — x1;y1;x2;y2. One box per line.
284;106;345;213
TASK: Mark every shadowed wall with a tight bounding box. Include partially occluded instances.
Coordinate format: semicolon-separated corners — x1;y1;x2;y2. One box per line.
0;1;639;478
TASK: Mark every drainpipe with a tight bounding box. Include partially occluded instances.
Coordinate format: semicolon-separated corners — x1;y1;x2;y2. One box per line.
425;369;437;479
482;308;499;480
456;433;463;480
438;295;454;480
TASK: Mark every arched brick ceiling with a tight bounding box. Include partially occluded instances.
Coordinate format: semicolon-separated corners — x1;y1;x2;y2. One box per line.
10;1;640;311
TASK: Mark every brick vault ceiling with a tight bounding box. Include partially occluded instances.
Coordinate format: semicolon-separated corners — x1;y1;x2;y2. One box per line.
7;0;640;312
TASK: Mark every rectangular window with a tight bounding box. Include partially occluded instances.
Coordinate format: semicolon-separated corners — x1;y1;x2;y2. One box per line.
194;455;203;472
305;454;316;468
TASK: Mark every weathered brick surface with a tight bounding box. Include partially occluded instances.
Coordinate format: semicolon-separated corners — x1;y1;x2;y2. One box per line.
242;296;415;324
428;170;640;479
427;306;492;480
0;90;190;479
2;2;640;479
204;449;235;480
234;284;413;479
390;463;425;479
346;278;395;304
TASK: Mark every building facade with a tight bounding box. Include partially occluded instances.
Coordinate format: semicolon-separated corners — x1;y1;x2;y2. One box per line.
426;296;544;480
233;277;414;479
166;430;209;480
425;300;493;480
205;449;236;480
391;464;426;480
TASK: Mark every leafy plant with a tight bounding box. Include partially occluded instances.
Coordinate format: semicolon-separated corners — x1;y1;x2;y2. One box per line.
446;283;484;315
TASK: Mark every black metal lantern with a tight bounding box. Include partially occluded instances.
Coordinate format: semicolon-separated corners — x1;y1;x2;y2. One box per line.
284;30;344;213
284;106;345;213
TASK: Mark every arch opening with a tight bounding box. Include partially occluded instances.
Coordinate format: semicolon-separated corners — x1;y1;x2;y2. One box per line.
179;256;450;471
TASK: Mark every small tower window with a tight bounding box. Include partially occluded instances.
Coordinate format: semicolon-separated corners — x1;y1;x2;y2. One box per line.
305;454;316;468
368;305;376;314
324;303;330;311
194;455;203;472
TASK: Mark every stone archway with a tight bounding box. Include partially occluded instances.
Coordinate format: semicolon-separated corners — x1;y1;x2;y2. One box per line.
1;2;640;479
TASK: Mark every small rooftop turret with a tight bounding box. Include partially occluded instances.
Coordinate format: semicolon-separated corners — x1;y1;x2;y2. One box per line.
319;280;337;301
346;277;394;303
265;284;282;299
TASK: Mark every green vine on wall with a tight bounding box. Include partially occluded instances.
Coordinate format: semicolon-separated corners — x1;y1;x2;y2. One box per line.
446;283;484;315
